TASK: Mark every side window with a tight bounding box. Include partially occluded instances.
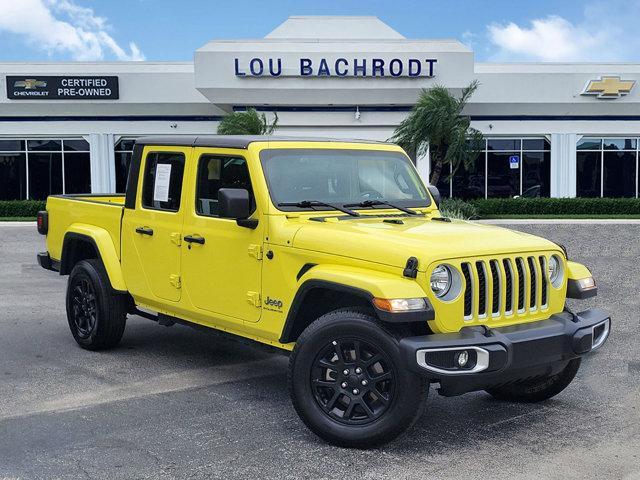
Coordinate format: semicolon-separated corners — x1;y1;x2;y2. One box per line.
195;155;254;217
141;152;185;211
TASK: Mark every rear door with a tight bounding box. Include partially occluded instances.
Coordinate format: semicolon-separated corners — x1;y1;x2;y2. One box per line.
122;146;191;303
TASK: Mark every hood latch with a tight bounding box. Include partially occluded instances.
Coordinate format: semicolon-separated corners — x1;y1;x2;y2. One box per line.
403;256;419;279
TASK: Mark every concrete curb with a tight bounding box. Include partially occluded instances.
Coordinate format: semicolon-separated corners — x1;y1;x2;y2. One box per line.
479;219;640;225
0;221;36;226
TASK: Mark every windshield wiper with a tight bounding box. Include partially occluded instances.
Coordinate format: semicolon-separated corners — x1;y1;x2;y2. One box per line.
343;200;420;215
278;200;360;217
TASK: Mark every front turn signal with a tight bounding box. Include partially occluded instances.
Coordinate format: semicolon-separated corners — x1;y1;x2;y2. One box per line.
373;297;427;313
576;277;596;290
567;276;597;299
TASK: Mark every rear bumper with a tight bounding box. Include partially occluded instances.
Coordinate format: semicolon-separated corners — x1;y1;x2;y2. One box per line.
37;252;59;272
399;308;611;396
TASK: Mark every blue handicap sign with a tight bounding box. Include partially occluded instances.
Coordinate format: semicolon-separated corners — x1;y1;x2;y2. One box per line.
509;155;520;169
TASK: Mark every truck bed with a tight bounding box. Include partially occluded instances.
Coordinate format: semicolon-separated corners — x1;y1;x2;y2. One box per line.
46;194;125;262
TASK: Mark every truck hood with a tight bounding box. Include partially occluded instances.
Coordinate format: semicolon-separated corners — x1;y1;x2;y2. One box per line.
291;215;559;270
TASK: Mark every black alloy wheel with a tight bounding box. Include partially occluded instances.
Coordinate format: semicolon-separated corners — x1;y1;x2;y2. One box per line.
288;309;428;448
69;277;98;339
311;338;395;425
66;259;128;350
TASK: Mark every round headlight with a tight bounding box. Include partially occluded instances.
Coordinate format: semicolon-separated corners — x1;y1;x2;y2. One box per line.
430;264;452;298
548;255;564;287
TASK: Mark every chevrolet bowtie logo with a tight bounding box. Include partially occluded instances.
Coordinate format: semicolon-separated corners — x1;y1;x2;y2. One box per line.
583;76;635;98
14;79;47;89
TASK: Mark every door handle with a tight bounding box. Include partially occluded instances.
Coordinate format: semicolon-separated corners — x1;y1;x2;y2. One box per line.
135;226;154;236
184;234;205;245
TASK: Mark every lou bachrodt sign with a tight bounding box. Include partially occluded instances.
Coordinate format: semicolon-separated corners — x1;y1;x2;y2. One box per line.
6;76;119;100
234;57;437;77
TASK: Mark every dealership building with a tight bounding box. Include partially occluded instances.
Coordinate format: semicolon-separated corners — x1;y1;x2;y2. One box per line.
1;15;640;201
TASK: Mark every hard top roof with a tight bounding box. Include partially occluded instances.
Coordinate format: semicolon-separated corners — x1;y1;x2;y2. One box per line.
134;135;389;149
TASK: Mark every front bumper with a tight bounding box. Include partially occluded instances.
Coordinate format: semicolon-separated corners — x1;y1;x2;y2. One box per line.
399;308;611;396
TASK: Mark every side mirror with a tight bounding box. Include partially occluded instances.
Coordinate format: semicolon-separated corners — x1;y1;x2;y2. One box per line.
427;185;441;208
218;188;251;219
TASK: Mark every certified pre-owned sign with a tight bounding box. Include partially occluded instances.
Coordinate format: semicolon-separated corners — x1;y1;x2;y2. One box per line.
6;76;119;100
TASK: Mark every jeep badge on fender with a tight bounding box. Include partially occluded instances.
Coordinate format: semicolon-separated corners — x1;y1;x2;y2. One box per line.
36;135;611;448
264;296;283;310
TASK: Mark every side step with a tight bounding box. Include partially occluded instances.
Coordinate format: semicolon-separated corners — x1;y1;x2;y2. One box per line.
132;308;175;326
130;308;288;355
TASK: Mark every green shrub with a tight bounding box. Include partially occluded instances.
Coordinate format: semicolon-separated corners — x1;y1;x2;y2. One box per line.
467;198;640;216
0;200;46;218
439;198;479;220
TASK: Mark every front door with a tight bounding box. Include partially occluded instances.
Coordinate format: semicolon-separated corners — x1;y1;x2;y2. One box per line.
122;147;190;304
181;150;263;323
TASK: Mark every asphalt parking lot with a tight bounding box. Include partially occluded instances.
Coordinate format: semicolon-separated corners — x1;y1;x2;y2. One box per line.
1;222;639;480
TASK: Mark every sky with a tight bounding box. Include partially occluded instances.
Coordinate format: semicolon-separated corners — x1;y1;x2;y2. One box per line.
0;0;638;63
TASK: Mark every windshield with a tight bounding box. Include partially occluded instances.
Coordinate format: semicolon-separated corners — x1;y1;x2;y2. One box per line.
260;148;431;211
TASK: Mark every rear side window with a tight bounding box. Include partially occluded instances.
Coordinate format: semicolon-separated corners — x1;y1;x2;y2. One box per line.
141;152;185;211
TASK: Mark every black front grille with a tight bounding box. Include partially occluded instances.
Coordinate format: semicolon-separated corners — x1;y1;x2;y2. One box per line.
539;256;548;306
476;261;487;316
516;258;526;311
528;257;537;309
490;260;500;315
460;255;550;321
503;259;513;313
462;263;473;317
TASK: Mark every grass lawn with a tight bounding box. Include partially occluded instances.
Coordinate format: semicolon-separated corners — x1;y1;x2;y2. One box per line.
480;214;640;219
0;217;36;221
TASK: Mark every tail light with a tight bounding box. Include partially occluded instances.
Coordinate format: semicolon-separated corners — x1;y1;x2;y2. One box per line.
37;211;48;235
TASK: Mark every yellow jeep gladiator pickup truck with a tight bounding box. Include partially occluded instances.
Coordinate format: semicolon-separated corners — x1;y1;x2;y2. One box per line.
36;136;611;448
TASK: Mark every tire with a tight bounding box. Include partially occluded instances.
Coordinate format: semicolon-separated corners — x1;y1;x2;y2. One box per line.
485;358;581;403
288;309;428;448
66;259;128;350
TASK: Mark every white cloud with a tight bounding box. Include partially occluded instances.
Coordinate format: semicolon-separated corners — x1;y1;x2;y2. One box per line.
461;31;478;51
0;0;145;61
486;1;640;62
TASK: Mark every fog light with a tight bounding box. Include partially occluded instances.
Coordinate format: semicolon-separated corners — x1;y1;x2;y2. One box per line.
456;350;469;367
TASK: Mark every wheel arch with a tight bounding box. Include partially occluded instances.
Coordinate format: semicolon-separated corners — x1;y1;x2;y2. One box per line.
279;280;374;344
60;227;127;292
279;265;431;344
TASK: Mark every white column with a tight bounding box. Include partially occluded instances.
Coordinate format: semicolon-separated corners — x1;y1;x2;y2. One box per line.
415;142;430;185
86;133;116;193
550;133;579;198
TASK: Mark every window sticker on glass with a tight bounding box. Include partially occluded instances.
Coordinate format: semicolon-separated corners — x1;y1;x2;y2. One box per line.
153;163;172;202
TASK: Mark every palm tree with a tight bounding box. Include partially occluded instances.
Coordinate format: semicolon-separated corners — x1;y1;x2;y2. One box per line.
391;80;483;186
217;108;278;135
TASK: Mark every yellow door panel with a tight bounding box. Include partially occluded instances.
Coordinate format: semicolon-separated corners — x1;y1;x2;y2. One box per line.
181;217;264;322
122;147;192;303
180;149;263;323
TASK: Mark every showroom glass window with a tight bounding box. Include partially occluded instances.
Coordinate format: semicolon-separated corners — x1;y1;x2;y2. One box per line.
431;137;550;199
577;138;638;197
114;139;136;193
0;140;27;200
0;138;91;200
